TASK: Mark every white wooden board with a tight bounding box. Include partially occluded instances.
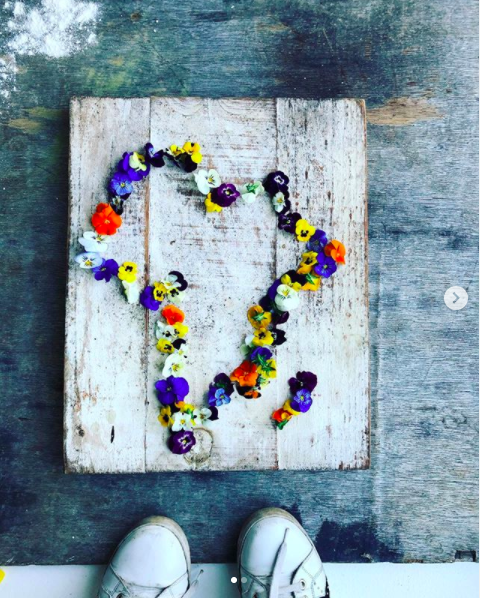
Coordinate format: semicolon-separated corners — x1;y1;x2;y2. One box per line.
64;97;369;473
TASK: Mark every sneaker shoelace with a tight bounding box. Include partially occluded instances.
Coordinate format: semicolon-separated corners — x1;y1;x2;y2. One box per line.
245;529;306;598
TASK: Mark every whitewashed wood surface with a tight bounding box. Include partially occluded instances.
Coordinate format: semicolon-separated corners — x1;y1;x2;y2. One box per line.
64;97;369;473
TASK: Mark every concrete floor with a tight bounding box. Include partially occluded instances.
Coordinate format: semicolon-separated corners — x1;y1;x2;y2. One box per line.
0;563;478;597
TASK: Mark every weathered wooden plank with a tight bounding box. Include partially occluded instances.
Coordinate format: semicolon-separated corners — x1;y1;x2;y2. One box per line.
64;97;150;473
275;99;369;469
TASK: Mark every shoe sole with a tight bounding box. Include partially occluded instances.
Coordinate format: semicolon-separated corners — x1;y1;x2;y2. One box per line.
110;516;192;579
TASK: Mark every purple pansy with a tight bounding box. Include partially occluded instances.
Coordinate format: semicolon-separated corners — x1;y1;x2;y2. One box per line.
314;253;337;278
210;183;240;208
155;376;190;405
93;259;119;282
250;347;273;363
273;310;290;326
140;286;161;311
144;142;165;168
290;389;313;413
108;171;133;198
278;211;301;234
267;279;282;301
288;371;318;394
168;430;196;455
271;327;287;346
306;229;328;253
118;151;151;181
208;387;231;407
211;373;234;396
209;406;220;421
264;171;290;195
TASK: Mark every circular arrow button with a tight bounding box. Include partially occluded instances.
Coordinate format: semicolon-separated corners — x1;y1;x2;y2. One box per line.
444;286;468;311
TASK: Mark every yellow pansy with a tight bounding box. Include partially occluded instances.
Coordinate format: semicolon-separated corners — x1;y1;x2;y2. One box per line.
252;328;274;347
156;338;175;354
169;144;183;157
302;273;322;292
295;219;316;242
283;399;301;416
174;322;189;338
118;261;138;283
205;193;222;213
158;406;173;427
257;358;277;380
297;251;318;275
182;141;202;164
153;282;168;302
280;273;302;292
247;305;273;330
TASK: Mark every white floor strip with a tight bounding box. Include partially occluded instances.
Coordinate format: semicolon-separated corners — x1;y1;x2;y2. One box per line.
0;563;477;597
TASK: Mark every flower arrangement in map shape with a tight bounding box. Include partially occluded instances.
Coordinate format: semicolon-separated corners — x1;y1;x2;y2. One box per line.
74;141;346;455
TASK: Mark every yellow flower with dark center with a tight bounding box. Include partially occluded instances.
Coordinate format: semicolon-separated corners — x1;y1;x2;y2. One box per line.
297;251;318;275
169;144;183;157
153;282;168;302
252;328;274;347
205;193;222;213
174;323;189;338
258;358;277;380
182;141;202;164
156;338;175;354
295;219;316;242
158;406;173;427
280;273;302;292
247;305;273;330
118;261;138;283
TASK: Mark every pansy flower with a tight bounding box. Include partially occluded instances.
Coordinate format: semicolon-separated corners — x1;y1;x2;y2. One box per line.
210;183;240;208
92;203;122;236
144;142;165;168
140;286;161;311
75;252;104;269
247;305;272;330
267;279;282;301
288;371;318;394
264;171;289;195
118;151;150;181
158;405;173;427
194;169;221;195
79;231;110;253
324;240;346;264
168;430;196;455
314;253;337;278
162;305;185;326
208;387;231;407
163;353;187;378
257;358;277;380
302;273;321;292
230;360;258;387
295;218;316;243
239;181;264;204
122;280;140;304
108;171;133;198
307;229;328;253
182;141;203;164
278;211;301;234
156;338;175;354
167;271;188;292
297;251;318;275
290;389;313;413
153;282;168;303
275;284;300;312
280;271;305;292
92;258;119;282
118;261;138;283
250;328;274;347
155;375;189;405
237;385;261;399
210;373;234;396
108;195;126;216
272;192;291;214
271;327;287;346
205;193;223;212
155;322;180;341
250;347;273;364
171;411;194;432
283;399;301;416
272;408;292;429
193;407;213;426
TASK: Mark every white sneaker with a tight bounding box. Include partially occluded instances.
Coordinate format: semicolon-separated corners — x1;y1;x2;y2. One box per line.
98;516;201;598
238;508;329;598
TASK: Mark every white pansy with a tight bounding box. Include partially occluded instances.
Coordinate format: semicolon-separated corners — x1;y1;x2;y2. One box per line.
193;408;213;427
244;334;256;348
79;230;111;253
168;289;188;306
75;252;104;269
239;181;264;204
162;354;187;378
122;281;140;304
171;411;193;432
274;284;300;312
155;321;179;341
194;169;221;195
272;192;287;213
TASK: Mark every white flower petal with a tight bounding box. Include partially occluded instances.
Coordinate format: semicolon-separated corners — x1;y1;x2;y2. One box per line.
122;281;140;304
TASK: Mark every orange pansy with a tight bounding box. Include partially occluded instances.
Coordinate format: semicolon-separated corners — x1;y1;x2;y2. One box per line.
324;240;346;264
162;305;185;326
91;203;122;236
230;360;259;387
